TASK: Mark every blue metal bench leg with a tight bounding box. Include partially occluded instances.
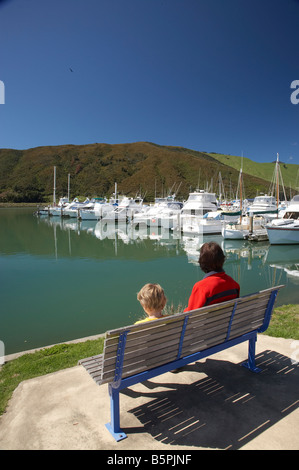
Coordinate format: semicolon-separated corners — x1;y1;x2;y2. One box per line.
105;384;127;441
242;335;261;373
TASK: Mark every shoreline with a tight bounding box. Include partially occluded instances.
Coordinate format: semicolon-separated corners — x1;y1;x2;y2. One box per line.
3;332;106;363
0;202;46;208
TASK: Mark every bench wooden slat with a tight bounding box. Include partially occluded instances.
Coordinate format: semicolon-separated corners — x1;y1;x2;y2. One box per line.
102;347;181;382
102;341;182;380
233;298;269;316
79;354;104;384
230;312;265;330
79;354;103;368
104;320;185;356
229;320;265;339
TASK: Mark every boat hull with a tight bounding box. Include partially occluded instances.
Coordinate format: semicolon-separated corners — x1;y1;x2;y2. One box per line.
222;227;248;239
79;210;98;220
180;219;223;235
266;226;299;244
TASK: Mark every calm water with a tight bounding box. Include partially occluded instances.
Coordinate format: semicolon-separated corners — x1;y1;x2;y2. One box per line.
1;207;299;355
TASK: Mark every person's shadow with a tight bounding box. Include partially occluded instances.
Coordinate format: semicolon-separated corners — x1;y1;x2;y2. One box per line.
121;350;299;449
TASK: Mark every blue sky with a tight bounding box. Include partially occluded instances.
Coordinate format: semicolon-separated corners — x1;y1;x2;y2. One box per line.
0;0;299;163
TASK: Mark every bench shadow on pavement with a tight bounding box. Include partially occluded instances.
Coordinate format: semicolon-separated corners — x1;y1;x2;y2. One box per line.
121;350;299;450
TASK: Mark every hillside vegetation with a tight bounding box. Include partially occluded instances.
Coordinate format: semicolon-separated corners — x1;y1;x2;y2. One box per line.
0;142;297;203
209;153;299;195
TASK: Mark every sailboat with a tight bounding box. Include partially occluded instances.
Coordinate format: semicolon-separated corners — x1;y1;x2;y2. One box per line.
37;166;62;215
266;155;299;244
49;173;71;216
222;163;266;240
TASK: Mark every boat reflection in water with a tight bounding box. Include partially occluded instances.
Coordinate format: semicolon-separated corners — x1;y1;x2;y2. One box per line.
40;216;299;281
264;244;299;285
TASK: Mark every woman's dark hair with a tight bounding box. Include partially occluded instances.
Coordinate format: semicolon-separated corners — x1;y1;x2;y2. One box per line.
199;242;226;273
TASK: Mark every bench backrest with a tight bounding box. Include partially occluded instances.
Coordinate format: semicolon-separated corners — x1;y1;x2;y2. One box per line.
100;285;283;385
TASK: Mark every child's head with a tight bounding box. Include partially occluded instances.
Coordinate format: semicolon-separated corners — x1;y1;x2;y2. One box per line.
137;283;167;314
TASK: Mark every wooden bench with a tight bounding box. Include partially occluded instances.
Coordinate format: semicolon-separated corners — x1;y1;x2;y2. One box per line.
79;284;283;441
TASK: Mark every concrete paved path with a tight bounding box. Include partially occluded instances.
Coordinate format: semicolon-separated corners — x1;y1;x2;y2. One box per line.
0;334;298;450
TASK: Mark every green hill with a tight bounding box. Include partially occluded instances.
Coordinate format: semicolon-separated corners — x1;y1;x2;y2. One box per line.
208;153;299;196
0;142;296;203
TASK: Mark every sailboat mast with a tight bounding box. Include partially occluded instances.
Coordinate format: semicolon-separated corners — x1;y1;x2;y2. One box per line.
53;166;56;206
239;168;243;220
240;152;244;219
68;173;70;202
276;153;279;215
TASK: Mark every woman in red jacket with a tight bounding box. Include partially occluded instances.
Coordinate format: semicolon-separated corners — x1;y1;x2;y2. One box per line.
184;242;240;312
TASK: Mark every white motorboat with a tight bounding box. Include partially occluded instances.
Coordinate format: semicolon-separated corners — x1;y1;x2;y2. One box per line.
181;210;238;235
102;196;143;221
79;209;98;220
92;197;118;220
247;194;278;218
132;195;181;226
132;197;169;225
174;189;219;233
266;195;299;244
79;198;114;220
146;200;183;229
62;198;93;217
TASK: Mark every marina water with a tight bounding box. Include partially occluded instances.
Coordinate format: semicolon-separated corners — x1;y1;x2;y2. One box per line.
1;207;298;355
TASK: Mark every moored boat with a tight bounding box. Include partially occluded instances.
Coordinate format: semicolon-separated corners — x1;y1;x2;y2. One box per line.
266;195;299;244
102;196;143;221
222;216;267;240
173;189;219;233
247;194;278;218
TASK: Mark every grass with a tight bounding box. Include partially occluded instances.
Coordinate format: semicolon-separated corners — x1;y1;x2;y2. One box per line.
0;338;104;416
0;304;298;417
265;304;299;340
208;152;299;193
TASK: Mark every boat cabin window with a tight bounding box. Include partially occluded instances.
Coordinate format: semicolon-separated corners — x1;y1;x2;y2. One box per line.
284;212;299;220
188;194;200;201
254;196;276;204
182;208;211;216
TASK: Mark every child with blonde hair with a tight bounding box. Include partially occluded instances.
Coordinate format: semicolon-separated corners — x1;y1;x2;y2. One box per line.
135;283;167;324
